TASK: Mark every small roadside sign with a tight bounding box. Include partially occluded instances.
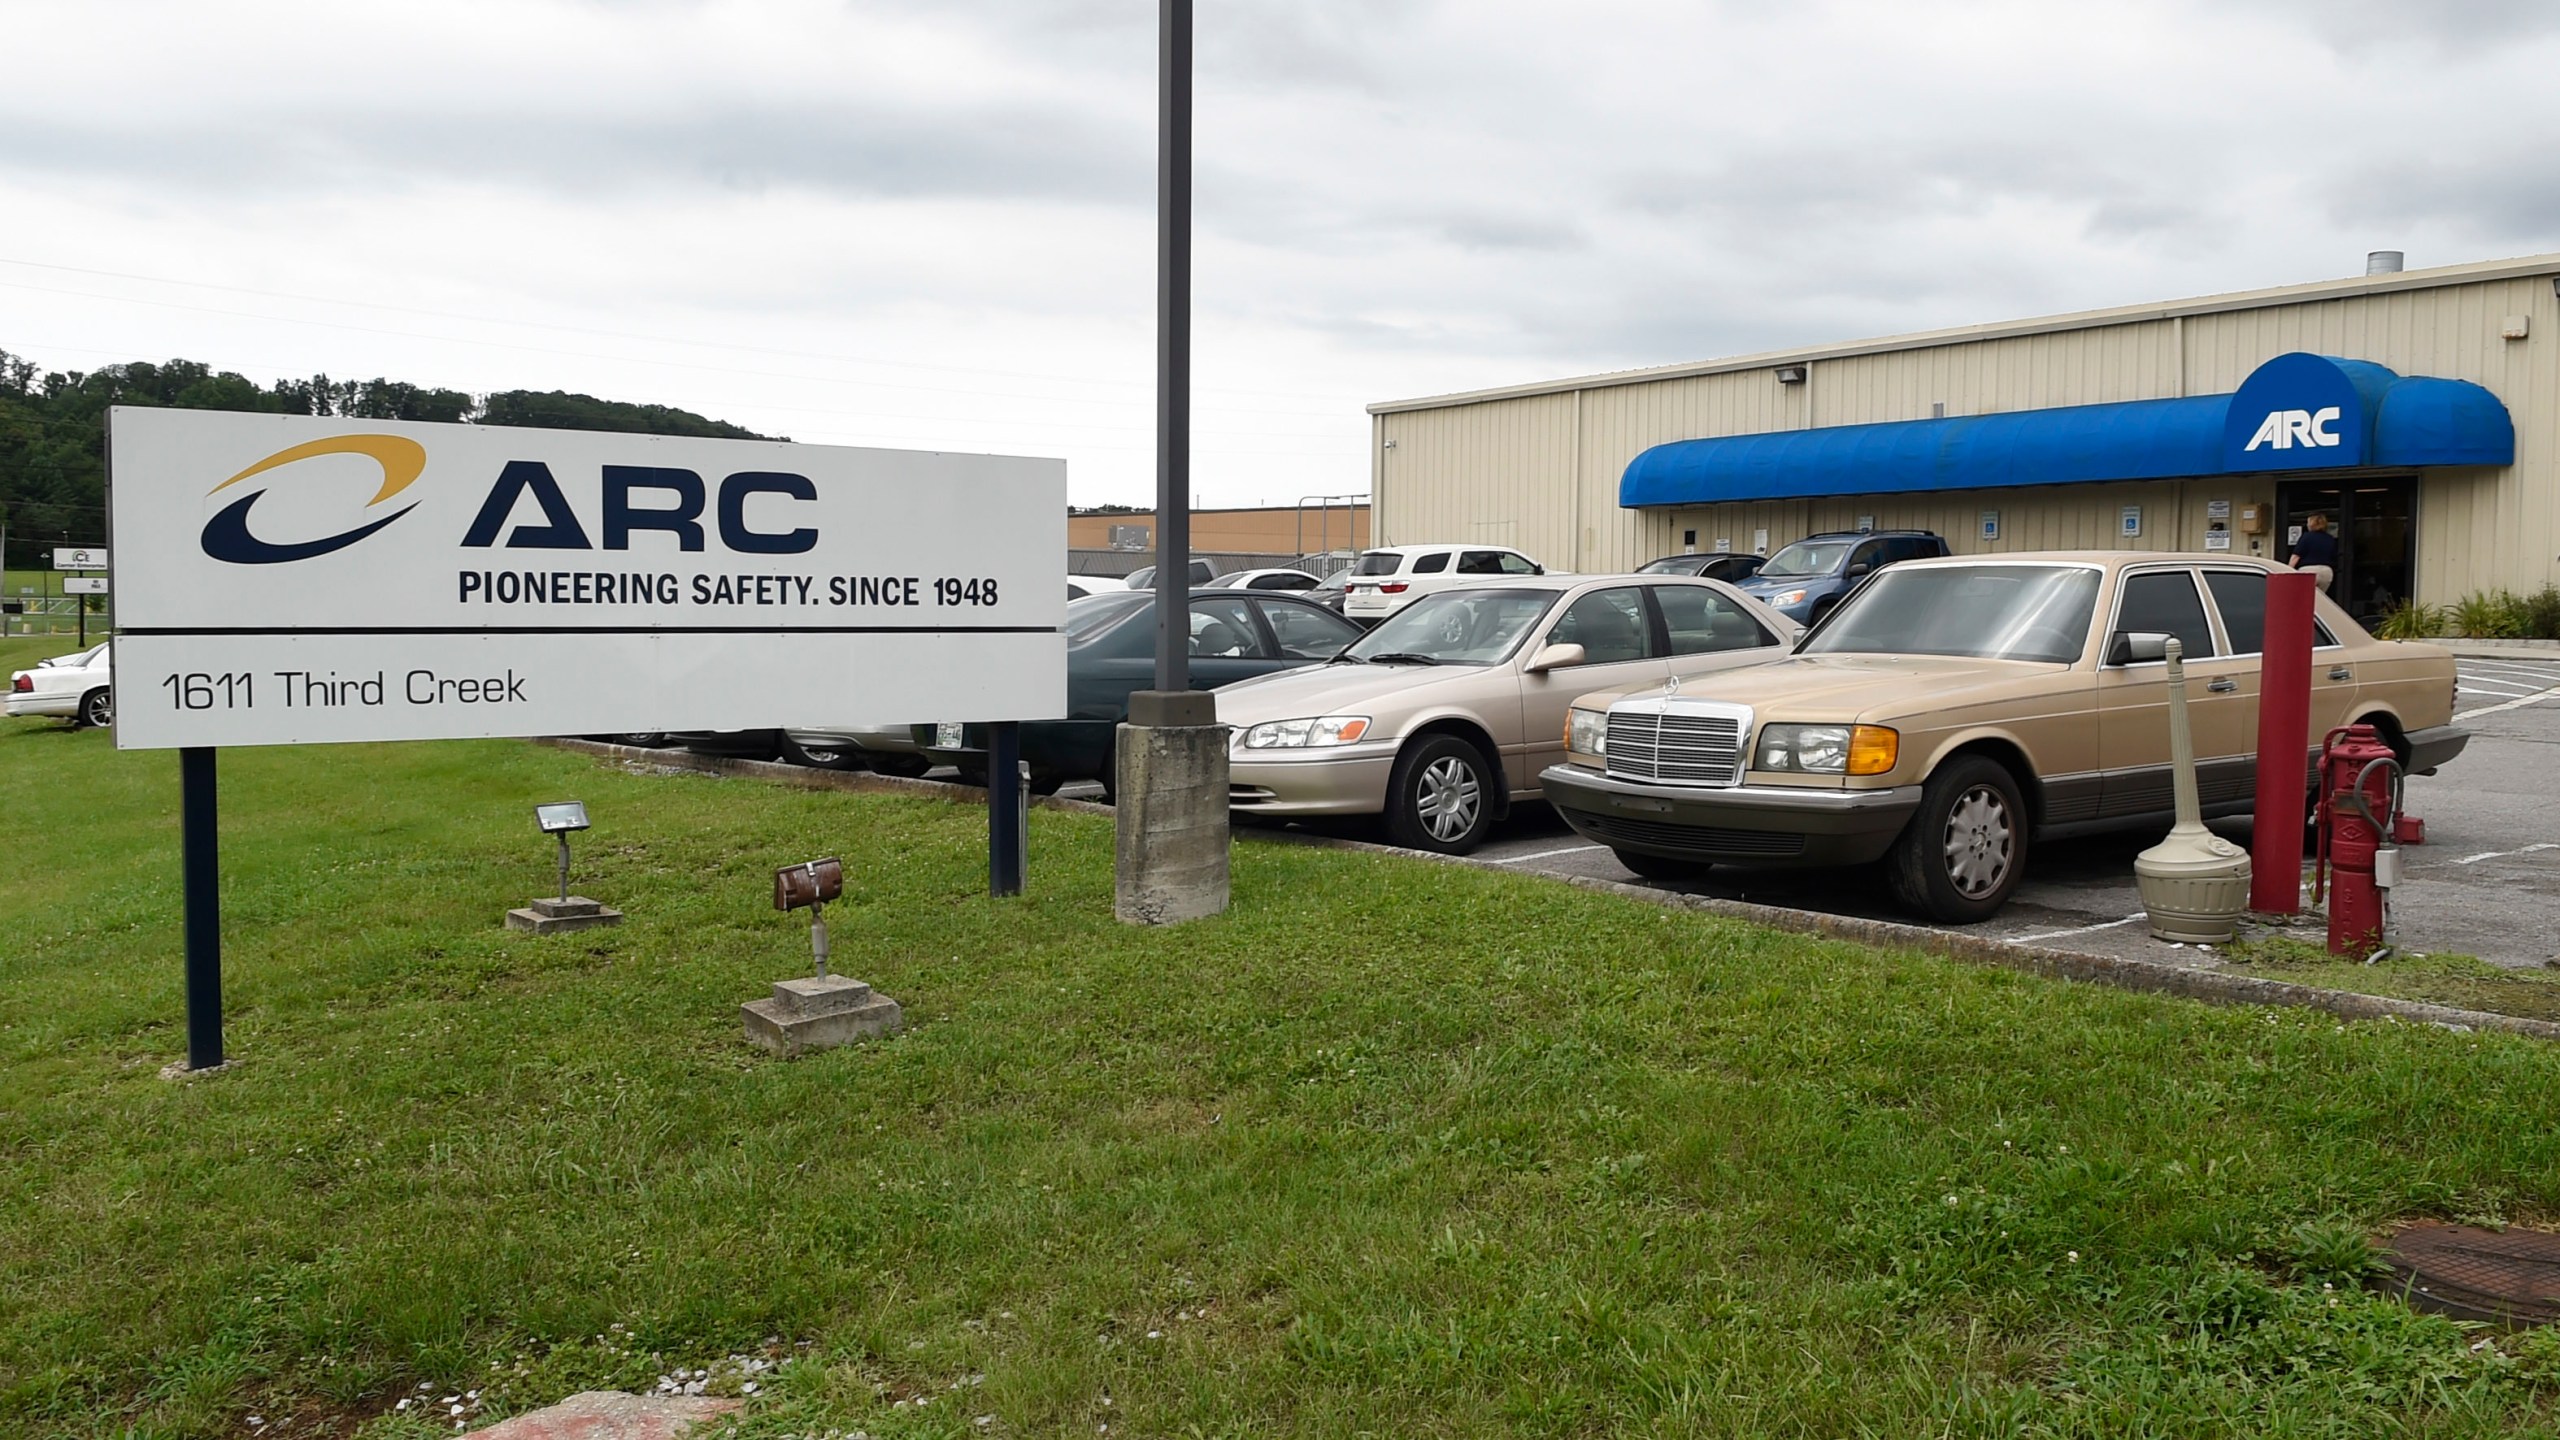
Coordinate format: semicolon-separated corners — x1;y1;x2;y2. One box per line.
64;577;110;595
55;546;109;570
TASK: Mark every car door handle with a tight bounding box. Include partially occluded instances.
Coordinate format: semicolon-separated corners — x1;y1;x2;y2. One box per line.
2206;677;2237;693
2328;666;2352;682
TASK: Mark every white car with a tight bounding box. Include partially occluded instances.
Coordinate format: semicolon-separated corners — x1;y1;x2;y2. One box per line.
7;642;113;727
1341;544;1545;623
1204;568;1324;591
1066;576;1108;600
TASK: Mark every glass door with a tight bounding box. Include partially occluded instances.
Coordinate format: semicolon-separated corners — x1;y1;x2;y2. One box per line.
2274;476;2415;626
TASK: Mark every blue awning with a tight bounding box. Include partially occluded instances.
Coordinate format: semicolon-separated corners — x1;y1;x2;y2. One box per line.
1619;353;2515;508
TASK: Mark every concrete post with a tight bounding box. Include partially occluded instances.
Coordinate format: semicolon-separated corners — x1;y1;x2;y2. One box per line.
1114;690;1229;924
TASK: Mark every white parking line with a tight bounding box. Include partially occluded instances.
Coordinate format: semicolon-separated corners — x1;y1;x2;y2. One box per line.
1490;843;1606;865
2009;912;2148;944
2456;684;2560;721
2454;842;2560;866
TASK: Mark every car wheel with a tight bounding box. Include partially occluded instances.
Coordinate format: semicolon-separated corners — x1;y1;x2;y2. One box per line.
1613;849;1710;882
1886;755;2027;923
78;688;111;729
1384;735;1495;854
779;735;864;770
866;752;933;779
608;732;669;748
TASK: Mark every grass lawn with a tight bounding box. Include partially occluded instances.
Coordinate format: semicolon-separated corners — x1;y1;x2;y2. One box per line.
2226;936;2560;1023
4;711;2560;1439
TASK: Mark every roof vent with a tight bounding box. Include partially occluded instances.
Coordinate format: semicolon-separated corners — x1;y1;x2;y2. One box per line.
2366;250;2405;275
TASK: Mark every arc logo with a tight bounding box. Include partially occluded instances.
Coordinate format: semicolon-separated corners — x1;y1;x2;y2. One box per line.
200;434;428;565
2242;406;2343;452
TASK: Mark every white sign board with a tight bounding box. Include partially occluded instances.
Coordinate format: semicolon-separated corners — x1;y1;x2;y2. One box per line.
108;409;1067;750
55;546;108;570
2120;505;2143;539
63;577;110;595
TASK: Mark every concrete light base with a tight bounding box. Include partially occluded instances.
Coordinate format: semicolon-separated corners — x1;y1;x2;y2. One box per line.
505;895;625;934
1114;690;1231;925
742;974;903;1056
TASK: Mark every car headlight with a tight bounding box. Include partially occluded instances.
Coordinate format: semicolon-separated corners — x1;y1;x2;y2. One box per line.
1765;588;1810;608
1242;714;1371;748
934;721;966;748
1567;706;1608;758
1755;723;1898;775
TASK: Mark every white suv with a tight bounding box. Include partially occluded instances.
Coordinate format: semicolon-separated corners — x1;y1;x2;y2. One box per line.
1341;544;1545;622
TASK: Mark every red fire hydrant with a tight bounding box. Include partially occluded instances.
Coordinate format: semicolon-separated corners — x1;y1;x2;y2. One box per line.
2313;725;2402;958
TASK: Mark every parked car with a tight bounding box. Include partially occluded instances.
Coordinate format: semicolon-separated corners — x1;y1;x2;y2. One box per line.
668;729;873;769
1543;553;2467;922
1123;559;1222;590
1639;552;1768;583
1341;544;1545;623
1736;530;1948;624
923;588;1364;795
1304;568;1356;616
780;725;936;777
6;642;112;727
1220;576;1800;853
1204;567;1324;591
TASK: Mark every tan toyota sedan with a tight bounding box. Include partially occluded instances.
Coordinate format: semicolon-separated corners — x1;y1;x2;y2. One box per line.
1543;554;2467;923
1219;575;1801;853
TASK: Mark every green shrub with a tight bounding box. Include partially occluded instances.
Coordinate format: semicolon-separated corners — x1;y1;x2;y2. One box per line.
2374;600;2449;641
2521;584;2560;640
2451;590;2525;639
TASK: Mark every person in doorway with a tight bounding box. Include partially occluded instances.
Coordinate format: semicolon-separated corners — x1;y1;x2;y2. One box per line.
2286;511;2339;594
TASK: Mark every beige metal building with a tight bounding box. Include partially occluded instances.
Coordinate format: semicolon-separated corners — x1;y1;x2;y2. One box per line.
1369;252;2560;621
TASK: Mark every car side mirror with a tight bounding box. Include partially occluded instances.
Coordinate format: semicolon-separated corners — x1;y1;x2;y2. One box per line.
2107;630;2172;665
1845;562;1872;577
1524;642;1586;674
1530;564;1545;575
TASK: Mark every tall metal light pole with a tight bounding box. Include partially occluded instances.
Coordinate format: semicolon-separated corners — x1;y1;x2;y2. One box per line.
1152;0;1192;693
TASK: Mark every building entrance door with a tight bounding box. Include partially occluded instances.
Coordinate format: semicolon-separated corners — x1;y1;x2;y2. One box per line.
2275;476;2416;626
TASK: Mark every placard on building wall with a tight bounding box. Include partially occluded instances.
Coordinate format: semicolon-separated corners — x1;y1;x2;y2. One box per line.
110;409;1067;749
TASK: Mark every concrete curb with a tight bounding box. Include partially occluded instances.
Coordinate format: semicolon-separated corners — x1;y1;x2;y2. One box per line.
539;739;2560;1043
2438;640;2560;660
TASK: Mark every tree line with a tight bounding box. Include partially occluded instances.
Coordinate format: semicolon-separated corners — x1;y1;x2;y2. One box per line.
0;348;779;570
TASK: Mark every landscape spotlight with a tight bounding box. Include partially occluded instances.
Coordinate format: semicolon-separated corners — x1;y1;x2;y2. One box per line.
535;801;590;903
775;857;846;977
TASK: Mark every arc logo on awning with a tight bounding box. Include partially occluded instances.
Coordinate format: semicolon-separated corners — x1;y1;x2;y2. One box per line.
2241;406;2343;453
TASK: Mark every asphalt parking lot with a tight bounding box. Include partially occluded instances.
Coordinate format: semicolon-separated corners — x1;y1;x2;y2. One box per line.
1018;658;2560;970
1441;656;2560;971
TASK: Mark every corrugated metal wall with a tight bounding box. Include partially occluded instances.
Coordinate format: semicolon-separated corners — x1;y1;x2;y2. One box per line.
1375;272;2560;601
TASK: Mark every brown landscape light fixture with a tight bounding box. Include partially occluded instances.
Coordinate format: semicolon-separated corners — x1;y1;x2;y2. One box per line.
774;857;845;977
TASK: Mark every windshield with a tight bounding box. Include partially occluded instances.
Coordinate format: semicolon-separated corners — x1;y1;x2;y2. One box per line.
1343;588;1560;665
1065;591;1147;643
1760;539;1854;576
1802;565;2099;663
1352;551;1405;576
1312;568;1353;592
1636;556;1696;575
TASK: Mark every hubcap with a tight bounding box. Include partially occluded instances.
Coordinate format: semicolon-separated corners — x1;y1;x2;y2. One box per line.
1940;785;2013;898
1415;755;1482;842
89;692;111;726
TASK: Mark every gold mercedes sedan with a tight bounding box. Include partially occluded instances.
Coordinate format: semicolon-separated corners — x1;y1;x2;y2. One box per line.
1543;553;2467;923
1218;575;1802;853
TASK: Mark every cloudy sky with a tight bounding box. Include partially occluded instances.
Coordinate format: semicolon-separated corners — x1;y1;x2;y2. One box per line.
4;0;2556;509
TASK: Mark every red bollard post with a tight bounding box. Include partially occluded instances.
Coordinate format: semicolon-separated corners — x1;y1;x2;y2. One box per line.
2250;569;2318;913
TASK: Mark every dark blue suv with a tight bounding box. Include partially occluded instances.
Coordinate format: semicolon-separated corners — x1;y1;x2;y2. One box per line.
1737;529;1950;625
